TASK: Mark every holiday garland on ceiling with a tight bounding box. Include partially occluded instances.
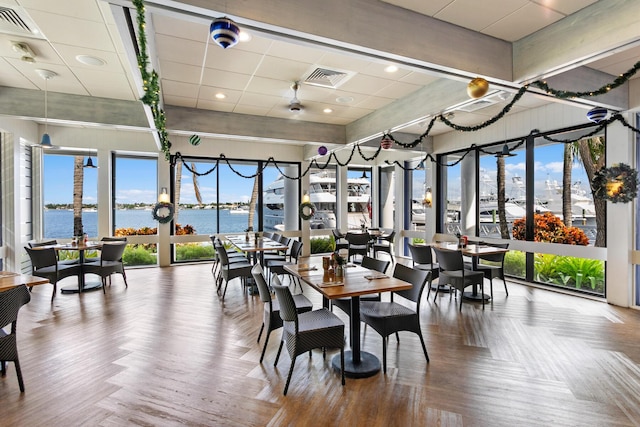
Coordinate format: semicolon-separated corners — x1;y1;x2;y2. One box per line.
132;1;640;182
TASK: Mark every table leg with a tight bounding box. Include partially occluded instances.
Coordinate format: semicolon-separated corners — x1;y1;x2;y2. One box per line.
331;295;381;378
463;255;490;302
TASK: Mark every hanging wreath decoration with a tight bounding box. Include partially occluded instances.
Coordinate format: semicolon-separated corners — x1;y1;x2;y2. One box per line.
299;201;316;220
592;163;639;203
152;202;175;223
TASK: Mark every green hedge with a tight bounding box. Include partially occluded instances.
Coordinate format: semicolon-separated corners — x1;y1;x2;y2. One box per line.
175;243;214;261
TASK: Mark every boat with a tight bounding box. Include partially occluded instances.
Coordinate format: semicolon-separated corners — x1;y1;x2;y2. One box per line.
264;171;371;230
229;205;250;214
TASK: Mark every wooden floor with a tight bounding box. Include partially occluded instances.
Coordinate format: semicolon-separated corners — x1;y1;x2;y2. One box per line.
2;260;640;426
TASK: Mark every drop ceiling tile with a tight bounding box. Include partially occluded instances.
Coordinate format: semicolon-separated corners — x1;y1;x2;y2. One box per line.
254;55;314;81
205;48;264;74
153;14;209;42
164;95;197;108
21;0;104;22
400;72;440;86
374;81;422;99
355;96;395;110
266;39;326;64
360;62;413;80
26;9;114;51
201;68;252;90
380;0;453;16
196;99;235;112
156;33;206;67
54;43;123;72
238;92;282;108
231;33;274;55
161;80;200;98
317;52;373;74
434;0;528;32
339;74;394;95
244;76;291;97
198;85;243;103
0;58;38;89
159;60;202;85
549;0;598;15
483;3;564;42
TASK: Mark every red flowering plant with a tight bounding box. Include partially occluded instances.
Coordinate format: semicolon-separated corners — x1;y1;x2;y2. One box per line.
512;212;589;245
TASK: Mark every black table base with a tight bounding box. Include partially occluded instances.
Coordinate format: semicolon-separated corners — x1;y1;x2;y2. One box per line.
462;290;490;302
332;350;380;378
61;280;102;294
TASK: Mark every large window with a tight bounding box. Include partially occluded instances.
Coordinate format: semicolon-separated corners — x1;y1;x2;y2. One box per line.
43;153;97;239
300;166;336;230
346;167;371;230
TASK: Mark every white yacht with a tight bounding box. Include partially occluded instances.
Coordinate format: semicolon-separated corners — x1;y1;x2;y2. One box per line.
264;172;371;230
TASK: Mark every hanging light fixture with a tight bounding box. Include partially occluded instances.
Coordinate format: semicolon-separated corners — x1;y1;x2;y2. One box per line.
84;157;97;168
210;17;240;49
302;191;310;204
495;144;516;158
36;69;57;148
360;170;368;179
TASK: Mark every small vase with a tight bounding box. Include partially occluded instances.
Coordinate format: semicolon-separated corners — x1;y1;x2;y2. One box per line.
335;265;343;278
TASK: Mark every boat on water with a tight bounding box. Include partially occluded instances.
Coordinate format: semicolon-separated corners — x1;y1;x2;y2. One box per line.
264;171;371;230
229;205;250;214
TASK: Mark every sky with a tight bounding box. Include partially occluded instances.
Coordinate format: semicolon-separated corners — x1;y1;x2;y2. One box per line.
43;142;593;206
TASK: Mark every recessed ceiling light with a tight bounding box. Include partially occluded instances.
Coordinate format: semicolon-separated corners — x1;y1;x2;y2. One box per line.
323;108;333;113
384;65;398;73
336;96;354;103
215;93;226;99
239;31;252;42
76;55;105;66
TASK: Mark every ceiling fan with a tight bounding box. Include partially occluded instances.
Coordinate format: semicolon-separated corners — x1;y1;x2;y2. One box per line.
288;81;303;112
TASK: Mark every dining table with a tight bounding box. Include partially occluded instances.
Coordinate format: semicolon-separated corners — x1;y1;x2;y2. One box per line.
0;271;50;292
285;257;412;378
40;241;104;293
429;242;509;301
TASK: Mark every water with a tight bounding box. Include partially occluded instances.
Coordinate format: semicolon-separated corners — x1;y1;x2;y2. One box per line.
44;209;261;239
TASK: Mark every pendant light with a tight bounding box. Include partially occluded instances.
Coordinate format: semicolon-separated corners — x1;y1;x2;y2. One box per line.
84;157;97;168
36;69;57;148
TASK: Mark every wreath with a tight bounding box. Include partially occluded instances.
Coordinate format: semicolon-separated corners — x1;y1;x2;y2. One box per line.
299;201;316;221
152;202;175;223
592;163;639;203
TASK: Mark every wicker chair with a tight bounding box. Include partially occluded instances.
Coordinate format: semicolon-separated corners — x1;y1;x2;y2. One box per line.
408;243;439;298
432;246;485;311
359;264;431;374
372;230;396;262
0;285;31;392
272;276;345;395
474;243;509;297
251;264;313;363
24;247;81;301
331;256;390;317
346;232;370;263
82;242;128;293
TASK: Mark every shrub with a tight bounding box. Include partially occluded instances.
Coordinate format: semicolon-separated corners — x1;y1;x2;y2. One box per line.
534;253;560;282
175;243;214;260
123;246;156;266
503;251;525;277
512;212;589;245
554;256;604;290
311;237;334;254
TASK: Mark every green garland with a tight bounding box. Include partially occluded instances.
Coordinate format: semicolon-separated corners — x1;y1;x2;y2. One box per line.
133;0;171;160
299;201;316;220
152;202;175;223
592;163;639;203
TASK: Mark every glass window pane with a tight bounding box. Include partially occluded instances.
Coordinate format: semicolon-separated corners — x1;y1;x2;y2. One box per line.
346;168;371;230
43;154;97;239
263;163;300;231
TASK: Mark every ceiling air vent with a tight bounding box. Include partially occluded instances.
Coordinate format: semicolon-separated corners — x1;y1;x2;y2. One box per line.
303;67;354;89
456;97;497;113
0;5;45;39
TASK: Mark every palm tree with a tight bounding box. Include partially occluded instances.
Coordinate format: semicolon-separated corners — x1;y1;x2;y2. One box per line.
174;159;183;222
247;172;259;231
73;156;84;236
191;162;203;206
496;155;510;238
561;143;575;227
577;136;605;247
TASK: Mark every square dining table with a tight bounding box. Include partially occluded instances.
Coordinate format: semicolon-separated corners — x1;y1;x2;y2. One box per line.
285;257;412;378
0;271;50;292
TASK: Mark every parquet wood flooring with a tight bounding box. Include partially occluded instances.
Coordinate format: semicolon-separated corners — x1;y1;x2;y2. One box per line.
2;260;640;426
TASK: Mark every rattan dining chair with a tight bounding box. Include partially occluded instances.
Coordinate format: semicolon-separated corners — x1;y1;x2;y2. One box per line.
346;232;370;263
474;243;510;297
372;230;396;262
0;284;31;392
24;246;81;301
251;264;313;363
332;256;390;317
82;242;128;293
408;243;439;298
266;240;304;291
272;276;345;395
432;246;485;310
359;264;431;374
215;241;253;299
332;229;348;252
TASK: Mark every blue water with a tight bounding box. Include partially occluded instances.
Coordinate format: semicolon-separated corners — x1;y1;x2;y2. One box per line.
44;209;260;238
